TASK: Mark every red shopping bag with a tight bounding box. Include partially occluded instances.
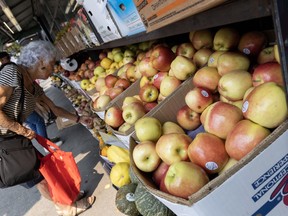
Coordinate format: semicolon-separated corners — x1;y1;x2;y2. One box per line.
36;135;81;205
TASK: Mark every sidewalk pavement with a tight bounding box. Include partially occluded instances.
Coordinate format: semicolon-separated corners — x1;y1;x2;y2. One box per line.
0;84;124;216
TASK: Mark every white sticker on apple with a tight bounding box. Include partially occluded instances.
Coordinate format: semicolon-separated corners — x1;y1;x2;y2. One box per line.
209;57;215;64
201;90;209;97
126;193;135;202
205;162;218;170
242;101;249;113
243;48;251;55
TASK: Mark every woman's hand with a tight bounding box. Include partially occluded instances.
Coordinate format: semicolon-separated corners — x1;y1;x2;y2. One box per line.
23;128;36;140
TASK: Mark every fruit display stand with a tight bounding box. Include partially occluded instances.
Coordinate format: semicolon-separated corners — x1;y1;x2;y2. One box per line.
128;73;288;214
50;0;288;215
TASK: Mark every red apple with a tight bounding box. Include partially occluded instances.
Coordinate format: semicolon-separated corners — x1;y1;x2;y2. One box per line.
252;62;284;87
126;65;137;82
133;141;161;172
105;86;124;100
104;106;124;128
177;105;201;130
152;161;170;186
192;66;221;92
105;74;118;88
257;46;276;64
193;48;213;68
225;119;271;160
213;27;240;51
188;132;229;174
217;52;250;76
190;29;213;50
144;102;158;112
164;161;209;199
138;57;158;77
176;42;196;59
139;84;159;103
185;87;213;113
150;45;176;71
238;31;267;58
99;52;107;60
201;101;243;139
160;76;182;97
160;177;170;193
156;133;192;165
152;72;168;90
122;102;146;124
114;78;131;90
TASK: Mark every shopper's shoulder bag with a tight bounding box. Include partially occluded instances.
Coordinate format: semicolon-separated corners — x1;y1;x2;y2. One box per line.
35;135;81;205
0;70;40;188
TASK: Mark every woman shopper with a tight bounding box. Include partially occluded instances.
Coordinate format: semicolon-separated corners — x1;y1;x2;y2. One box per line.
0;40;95;215
0;51;63;147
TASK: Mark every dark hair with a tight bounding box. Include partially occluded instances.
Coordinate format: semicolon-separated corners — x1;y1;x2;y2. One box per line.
0;51;10;59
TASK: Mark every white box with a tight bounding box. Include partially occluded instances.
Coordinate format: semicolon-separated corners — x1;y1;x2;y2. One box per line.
131;121;288;215
107;0;146;36
83;0;122;43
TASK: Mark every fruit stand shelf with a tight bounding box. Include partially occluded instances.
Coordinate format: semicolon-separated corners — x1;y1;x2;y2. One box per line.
86;0;271;50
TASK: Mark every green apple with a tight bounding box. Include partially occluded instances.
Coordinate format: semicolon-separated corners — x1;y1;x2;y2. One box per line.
133;141;161;172
89;76;98;85
113;52;124;63
164;161;209;199
218;70;253;101
156;133;192;165
124;49;135;58
112;47;122;55
162;121;185;134
135;117;162;142
94;66;105;76
242;82;287;128
80;79;90;90
122;102;146;125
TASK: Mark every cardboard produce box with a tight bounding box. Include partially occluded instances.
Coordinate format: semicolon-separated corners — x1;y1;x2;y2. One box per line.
130;121;288;215
83;0;122;43
107;0;146;36
133;0;226;32
128;75;288;215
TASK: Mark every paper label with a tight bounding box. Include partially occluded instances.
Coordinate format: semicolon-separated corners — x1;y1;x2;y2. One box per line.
205;162;218;170
242;101;249;113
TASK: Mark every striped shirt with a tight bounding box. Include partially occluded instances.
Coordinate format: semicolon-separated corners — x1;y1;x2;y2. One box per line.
0;64;44;135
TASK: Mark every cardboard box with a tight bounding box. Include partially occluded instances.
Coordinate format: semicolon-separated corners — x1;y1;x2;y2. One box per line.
70;26;87;51
107;0;146;36
83;0;122;43
56;117;78;130
74;8;101;47
128;76;288;214
133;0;226;32
130;120;288;215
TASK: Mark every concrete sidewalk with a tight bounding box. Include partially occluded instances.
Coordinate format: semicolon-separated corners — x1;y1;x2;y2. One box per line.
0;84;124;216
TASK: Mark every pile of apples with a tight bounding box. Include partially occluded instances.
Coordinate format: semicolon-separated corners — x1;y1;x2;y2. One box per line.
102;42;203;133
130;26;287;200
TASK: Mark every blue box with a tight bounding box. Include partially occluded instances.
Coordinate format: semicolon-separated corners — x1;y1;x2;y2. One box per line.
107;0;146;36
